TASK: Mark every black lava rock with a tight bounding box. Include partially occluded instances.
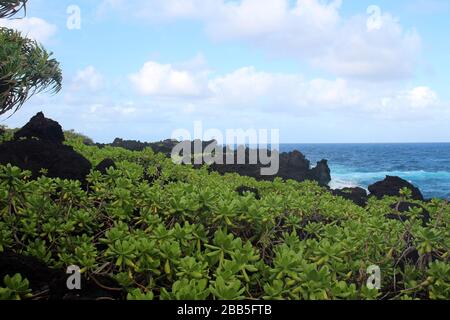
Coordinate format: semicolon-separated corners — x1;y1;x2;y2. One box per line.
210;149;331;186
308;159;332;187
0;139;92;182
95;158;116;174
102;138;331;186
386;202;431;226
332;187;368;207
0;113;92;183
14;112;65;143
368;176;424;201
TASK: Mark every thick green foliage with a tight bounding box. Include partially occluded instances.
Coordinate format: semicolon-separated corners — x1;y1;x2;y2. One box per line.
0;134;448;300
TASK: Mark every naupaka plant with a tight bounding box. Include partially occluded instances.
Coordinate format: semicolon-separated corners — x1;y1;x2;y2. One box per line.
0;274;32;300
0;130;449;300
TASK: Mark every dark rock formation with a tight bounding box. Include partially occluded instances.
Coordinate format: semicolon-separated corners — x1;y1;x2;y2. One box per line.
280;150;310;171
385;202;431;226
14;112;65;143
0;139;92;181
0;112;92;182
0;252;124;300
309;160;331;187
368;176;424;201
236;186;261;200
102;138;216;156
109;138;150;152
209;148;331;186
95;158;116;174
332;187;368;207
100;138;331;186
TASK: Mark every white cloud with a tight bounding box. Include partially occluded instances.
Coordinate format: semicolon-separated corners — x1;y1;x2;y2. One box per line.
379;86;439;112
407;87;438;108
205;0;290;39
312;14;421;80
208;67;281;101
0;17;57;43
87;102;137;118
207;67;364;111
73;66;105;91
129;60;444;119
129;61;203;96
6;62;448;143
206;0;421;80
99;0;421;81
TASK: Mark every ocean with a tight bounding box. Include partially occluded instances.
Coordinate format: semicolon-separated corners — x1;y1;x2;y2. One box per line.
279;143;450;200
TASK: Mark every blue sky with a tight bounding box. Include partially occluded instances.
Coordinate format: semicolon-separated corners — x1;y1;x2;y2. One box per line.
1;0;450;143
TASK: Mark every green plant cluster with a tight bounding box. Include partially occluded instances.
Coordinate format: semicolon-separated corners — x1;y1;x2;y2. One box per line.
0;133;448;300
0;126;15;143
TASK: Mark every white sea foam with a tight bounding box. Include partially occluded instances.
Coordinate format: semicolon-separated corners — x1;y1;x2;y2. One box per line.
329;169;450;195
329;178;361;190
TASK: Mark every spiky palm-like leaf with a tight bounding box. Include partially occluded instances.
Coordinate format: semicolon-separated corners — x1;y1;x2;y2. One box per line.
0;0;27;19
0;27;62;115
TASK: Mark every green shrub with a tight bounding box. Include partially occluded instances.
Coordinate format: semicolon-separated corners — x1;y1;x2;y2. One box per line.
0;134;448;300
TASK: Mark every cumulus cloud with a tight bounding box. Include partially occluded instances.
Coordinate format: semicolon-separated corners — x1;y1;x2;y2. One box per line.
312;14;421;80
99;0;422;81
72;66;105;91
207;67;363;110
129;61;203;97
379;86;439;115
407;87;438;108
0;17;57;43
129;60;444;119
208;67;283;102
87;102;138;118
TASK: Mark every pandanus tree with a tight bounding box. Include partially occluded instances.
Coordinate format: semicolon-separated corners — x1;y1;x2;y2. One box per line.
0;0;27;18
0;0;62;116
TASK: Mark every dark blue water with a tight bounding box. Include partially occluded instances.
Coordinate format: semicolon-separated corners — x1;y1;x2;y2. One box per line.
280;143;450;199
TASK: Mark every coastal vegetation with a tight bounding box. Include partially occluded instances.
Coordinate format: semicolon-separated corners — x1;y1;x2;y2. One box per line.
0;127;448;300
0;0;448;302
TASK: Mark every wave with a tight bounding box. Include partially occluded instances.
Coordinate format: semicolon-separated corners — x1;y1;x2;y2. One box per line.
329;178;365;190
331;168;450;181
329;168;450;198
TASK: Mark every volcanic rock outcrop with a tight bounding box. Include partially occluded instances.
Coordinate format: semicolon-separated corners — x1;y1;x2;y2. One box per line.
332;187;368;207
208;148;331;186
0;112;92;182
368;176;424;201
14;112;65;143
95;158;116;174
99;139;332;186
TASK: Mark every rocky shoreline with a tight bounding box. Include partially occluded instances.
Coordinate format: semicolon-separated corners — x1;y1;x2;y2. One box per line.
0;113;432;206
0;113;441;300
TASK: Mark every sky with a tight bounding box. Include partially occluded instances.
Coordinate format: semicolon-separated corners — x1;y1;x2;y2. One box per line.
1;0;450;143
